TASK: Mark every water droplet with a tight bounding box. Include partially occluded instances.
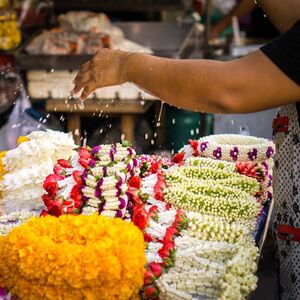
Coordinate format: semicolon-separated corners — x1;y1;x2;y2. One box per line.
46;114;50;118
190;129;194;136
121;134;125;141
42;119;47;124
196;128;199;134
140;100;145;106
144;133;149;140
171;149;174;155
50;68;54;73
158;101;164;123
150;139;154;145
154;132;157;138
156;122;161;127
74;129;80;136
172;118;176;124
263;14;267;18
78;101;84;110
38;117;43;122
99;129;104;134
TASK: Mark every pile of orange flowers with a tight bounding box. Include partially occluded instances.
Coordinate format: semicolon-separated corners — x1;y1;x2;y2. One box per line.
0;214;146;300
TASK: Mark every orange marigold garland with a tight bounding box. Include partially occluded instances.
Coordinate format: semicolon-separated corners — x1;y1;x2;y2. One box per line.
0;214;146;300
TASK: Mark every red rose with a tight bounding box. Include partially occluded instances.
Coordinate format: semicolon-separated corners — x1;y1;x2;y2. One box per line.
128;176;141;189
47;198;63;217
144;269;155;286
40;209;49;217
144;233;153;243
189;139;199;156
57;159;71;168
163;227;175;244
172;152;184;164
72;171;83;185
132;206;149;230
149;262;162;278
43;174;59;195
70;184;82;203
79;147;91;160
158;245;170;259
53;165;65;177
42;194;52;208
143;285;159;299
154;190;164;201
149;161;161;174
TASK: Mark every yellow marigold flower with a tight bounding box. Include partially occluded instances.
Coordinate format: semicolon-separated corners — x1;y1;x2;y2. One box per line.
0;151;7;196
17;136;30;145
0;214;146;300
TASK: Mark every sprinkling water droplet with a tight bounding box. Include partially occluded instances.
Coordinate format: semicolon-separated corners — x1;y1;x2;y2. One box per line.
158;101;164;123
263;14;267;18
121;134;125;141
196;128;199;134
156;122;161;127
150;139;154;145
171;149;174;155
154;132;157;138
46;114;50;118
172;118;176;124
140;100;145;106
42;119;47;124
50;68;54;73
144;133;149;140
99;129;104;134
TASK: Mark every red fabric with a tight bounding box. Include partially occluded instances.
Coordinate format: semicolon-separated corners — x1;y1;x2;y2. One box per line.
273;116;289;132
277;224;300;242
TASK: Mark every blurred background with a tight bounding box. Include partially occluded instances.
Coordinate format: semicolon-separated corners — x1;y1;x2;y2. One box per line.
0;0;279;154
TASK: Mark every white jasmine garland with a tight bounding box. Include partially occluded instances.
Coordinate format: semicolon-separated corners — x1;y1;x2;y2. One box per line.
0;210;39;235
198;134;275;163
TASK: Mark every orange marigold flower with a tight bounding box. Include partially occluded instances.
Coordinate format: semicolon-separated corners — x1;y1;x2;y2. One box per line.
0;214;146;300
17;136;30;145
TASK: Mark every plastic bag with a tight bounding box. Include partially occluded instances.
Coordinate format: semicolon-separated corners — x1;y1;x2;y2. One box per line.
0;90;49;150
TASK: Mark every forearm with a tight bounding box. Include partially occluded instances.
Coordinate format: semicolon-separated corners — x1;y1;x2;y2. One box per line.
258;0;300;32
123;51;300;114
124;53;230;113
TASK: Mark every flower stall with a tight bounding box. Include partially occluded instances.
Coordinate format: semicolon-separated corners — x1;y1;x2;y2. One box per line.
0;131;275;300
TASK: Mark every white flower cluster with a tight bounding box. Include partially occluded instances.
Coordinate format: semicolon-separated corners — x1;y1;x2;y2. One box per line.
186;157;236;172
164;186;260;222
165;166;260;195
0;210;39;235
157;234;258;300
0;130;76;214
186;212;254;243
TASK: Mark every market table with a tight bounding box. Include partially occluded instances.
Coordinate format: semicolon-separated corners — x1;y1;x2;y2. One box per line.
46;98;153;145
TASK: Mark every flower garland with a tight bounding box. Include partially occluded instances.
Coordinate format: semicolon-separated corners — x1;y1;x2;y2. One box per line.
157;235;258;300
127;159;188;300
165;187;260;222
0;214;146;300
0;210;39;236
41;153;84;217
0;131;76;214
138;154;173;177
81;142;139;218
165;166;260;195
186;212;253;243
178;135;275;163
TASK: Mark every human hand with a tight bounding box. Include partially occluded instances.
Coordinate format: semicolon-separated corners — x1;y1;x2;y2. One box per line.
73;48;133;100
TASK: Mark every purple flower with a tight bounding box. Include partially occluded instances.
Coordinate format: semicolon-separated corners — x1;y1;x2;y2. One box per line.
118;197;127;209
88;160;96;167
91;145;101;156
95;178;104;198
115;210;123;218
266;146;274;158
230;147;239;161
102;166;107;177
200;142;208;153
81;171;87;183
213;147;222;160
109;146;117;161
248;148;258;161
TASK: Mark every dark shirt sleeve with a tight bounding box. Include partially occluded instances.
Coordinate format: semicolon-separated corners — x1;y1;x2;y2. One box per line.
260;20;300;86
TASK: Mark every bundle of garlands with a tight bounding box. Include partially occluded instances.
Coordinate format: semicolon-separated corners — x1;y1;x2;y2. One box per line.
0;132;275;300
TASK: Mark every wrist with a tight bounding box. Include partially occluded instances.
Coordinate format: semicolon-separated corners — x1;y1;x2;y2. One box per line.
120;52;143;84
